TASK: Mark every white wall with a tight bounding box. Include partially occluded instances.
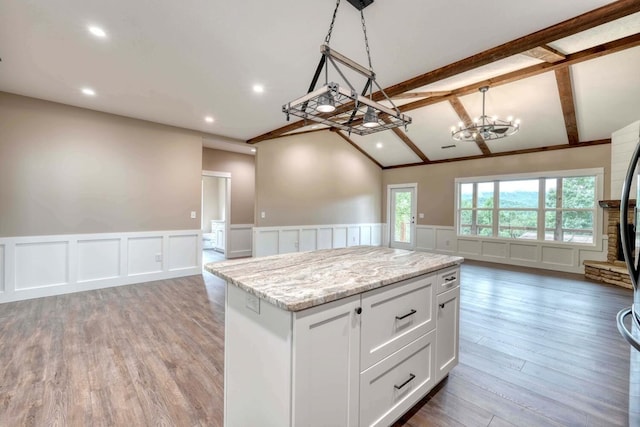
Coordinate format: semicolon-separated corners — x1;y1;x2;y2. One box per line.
0;230;201;303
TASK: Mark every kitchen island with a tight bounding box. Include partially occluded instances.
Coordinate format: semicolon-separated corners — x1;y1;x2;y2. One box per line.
205;246;463;427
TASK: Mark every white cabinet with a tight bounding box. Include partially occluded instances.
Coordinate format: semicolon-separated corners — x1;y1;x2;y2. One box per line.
293;296;361;427
224;266;460;427
435;283;460;383
211;220;225;252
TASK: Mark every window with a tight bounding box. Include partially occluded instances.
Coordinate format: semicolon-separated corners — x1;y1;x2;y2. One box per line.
456;169;602;245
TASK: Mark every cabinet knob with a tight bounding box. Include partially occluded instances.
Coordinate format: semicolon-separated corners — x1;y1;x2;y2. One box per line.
355;307;362;315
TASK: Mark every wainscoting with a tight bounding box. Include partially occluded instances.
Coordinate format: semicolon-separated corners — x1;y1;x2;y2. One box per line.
253;223;383;257
0;229;202;303
416;225;607;274
227;224;253;259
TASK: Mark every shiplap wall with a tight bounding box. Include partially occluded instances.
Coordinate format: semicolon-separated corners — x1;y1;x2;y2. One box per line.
611;120;639;200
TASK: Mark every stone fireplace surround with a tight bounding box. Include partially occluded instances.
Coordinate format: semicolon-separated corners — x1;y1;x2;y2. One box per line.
583;199;635;289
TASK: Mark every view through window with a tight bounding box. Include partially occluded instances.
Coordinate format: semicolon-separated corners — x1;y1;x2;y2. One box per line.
457;170;600;244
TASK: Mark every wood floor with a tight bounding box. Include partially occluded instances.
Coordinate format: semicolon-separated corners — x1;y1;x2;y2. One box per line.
0;259;633;426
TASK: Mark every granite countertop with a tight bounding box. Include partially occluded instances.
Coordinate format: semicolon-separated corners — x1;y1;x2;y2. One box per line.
204;246;464;312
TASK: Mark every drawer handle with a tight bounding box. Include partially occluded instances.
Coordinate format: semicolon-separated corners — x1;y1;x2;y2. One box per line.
395;309;417;320
445;276;456;282
439;303;446;309
394;373;416;390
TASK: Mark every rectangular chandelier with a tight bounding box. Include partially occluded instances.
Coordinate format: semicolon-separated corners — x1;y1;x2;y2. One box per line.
282;0;411;137
283;80;412;136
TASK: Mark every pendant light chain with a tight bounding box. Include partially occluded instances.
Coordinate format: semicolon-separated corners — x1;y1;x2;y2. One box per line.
360;9;373;73
324;0;341;45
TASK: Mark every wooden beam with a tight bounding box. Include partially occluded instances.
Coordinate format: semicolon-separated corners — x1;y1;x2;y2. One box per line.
382;139;611;169
555;67;580;145
247;0;640;144
396;32;640;113
390;127;431;163
332;129;384;169
448;97;492;156
391;91;451;100
522;45;566;63
376;0;640;101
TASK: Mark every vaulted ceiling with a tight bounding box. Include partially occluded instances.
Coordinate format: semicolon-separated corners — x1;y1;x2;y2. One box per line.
1;1;639;168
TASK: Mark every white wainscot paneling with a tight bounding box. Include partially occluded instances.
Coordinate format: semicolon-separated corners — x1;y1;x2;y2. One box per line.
128;237;162;276
457;239;481;255
542;246;575;266
416;227;435;251
318;228;333;250
435;228;456;253
78;239;120;282
15;241;68;289
254;230;279;257
169;234;198;271
360;226;372;246
229;225;253;258
0;244;4;292
300;229;317;252
510;243;538;262
280;230;300;254
371;224;382;246
347;227;360;247
482;241;507;259
333;227;348;249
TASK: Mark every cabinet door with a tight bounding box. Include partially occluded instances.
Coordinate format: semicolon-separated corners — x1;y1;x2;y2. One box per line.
293;295;361;427
436;286;460;382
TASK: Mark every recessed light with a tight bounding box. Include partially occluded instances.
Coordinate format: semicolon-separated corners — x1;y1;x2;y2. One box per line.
205;116;214;123
250;148;257;153
376;142;383;149
88;26;107;38
253;84;264;94
81;87;96;96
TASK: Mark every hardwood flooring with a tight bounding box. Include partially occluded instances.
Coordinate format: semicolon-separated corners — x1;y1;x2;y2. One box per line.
0;259;633;426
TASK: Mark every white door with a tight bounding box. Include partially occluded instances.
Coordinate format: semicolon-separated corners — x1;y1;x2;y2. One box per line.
388;185;417;250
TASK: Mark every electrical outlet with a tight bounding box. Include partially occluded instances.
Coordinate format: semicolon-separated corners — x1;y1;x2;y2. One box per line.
190;211;197;219
155;253;162;262
261;211;266;219
419;213;424;219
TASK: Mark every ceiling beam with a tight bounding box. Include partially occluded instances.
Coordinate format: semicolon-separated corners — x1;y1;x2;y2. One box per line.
376;0;640;100
396;32;640;113
554;67;580;145
390;127;431;163
382;139;611;169
448;97;492;155
391;91;451;100
522;45;566;63
247;0;640;144
332;129;384;169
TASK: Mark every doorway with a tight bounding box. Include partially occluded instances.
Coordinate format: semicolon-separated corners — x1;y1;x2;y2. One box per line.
202;171;231;263
387;184;417;250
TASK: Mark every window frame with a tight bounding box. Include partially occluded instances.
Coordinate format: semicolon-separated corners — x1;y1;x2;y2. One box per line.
455;168;604;247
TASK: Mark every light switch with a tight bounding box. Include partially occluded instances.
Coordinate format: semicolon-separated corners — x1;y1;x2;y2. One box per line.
261;211;266;219
419;213;424;219
191;211;197;219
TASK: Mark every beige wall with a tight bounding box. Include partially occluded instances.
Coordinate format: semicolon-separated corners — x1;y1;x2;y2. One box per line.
382;144;611;226
255;131;382;227
202;148;255;225
0;92;203;237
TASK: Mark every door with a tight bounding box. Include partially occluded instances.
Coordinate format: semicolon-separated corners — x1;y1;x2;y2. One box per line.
388;185;417;250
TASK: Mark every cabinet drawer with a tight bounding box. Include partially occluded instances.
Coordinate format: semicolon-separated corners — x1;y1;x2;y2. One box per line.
359;330;436;427
437;267;459;294
360;274;436;369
